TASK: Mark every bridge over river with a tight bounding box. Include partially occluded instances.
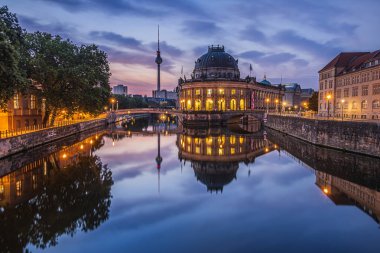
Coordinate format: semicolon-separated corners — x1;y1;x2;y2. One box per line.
110;108;266;127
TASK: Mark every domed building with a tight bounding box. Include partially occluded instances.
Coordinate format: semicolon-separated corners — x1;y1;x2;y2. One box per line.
177;45;284;125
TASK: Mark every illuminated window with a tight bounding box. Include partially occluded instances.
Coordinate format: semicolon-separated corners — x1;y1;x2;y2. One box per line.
207;89;212;95
13;93;20;109
187;90;191;95
195;89;201;95
16;180;22;197
239;136;244;144
187;100;192;110
361;100;368;109
195;99;202;111
229;135;236;144
372;100;380;109
206;136;213;145
240;90;244;95
230;99;237;110
240;99;245;110
218;148;224;155
206;99;213;111
231;89;236;95
206;147;212;155
230;147;235;155
219;88;224;95
187;145;191;152
195;146;200;154
194;137;200;145
0;184;4;194
30;95;36;109
362;86;369;96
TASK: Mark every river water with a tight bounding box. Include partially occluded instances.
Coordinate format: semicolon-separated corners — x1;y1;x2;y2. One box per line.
1;118;379;253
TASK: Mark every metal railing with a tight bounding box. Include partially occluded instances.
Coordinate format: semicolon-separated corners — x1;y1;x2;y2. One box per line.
0;117;106;139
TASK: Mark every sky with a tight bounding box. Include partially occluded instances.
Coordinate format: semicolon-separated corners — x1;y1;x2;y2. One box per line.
3;0;380;95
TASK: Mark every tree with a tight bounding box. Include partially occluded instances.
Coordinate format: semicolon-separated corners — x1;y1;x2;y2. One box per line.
0;6;28;109
309;91;319;112
25;32;111;125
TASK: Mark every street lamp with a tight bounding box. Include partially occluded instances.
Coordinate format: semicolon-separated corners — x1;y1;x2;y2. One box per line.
110;98;115;111
326;94;332;119
341;99;345;121
265;98;270;114
275;99;279;113
282;102;287;115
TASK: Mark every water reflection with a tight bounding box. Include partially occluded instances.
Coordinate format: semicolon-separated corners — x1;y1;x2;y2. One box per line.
1;120;380;252
0;133;113;252
266;128;380;224
177;128;275;192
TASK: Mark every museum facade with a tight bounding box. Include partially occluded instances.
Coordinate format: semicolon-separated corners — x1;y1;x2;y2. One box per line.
177;45;284;114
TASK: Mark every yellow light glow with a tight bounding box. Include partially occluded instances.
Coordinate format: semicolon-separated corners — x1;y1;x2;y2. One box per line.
62;153;67;159
112;141;115;146
326;94;332;100
266;98;270;103
341;99;345;103
275;99;279;103
80;144;84;149
323;188;329;194
90;140;93;144
265;148;269;152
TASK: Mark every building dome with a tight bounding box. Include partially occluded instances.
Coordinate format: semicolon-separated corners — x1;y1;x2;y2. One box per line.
260;75;271;85
193;45;240;80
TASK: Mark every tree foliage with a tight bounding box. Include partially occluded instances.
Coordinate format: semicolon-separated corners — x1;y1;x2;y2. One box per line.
308;91;319;112
0;6;28;109
26;32;111;125
114;94;148;109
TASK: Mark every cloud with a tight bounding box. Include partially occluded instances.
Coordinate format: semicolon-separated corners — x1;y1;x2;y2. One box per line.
273;30;341;59
148;41;184;58
18;15;77;40
89;31;143;50
240;27;267;44
182;20;223;36
36;0;158;16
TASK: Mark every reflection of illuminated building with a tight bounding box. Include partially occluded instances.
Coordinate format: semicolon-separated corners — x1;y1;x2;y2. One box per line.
316;171;380;223
177;131;274;192
0;134;104;207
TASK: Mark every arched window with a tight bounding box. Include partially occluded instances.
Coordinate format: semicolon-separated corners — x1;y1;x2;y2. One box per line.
372;100;380;109
352;101;358;109
230;99;237;110
195;99;202;111
361;100;368;109
187;99;192;110
239;99;245;110
206;99;213;111
218;99;226;111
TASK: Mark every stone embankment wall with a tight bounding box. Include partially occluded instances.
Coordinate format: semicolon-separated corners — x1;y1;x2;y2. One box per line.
0;119;107;159
265;115;380;157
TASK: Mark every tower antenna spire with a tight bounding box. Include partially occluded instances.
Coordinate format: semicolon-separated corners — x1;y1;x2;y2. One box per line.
158;24;160;51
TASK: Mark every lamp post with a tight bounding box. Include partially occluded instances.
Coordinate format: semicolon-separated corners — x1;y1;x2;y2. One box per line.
275;99;279;114
110;98;115;111
326;94;332;119
265;98;270;114
341;99;345;121
281;102;286;115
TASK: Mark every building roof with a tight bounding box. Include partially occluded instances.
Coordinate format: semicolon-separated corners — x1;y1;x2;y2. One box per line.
259;75;271;85
194;45;239;71
319;52;369;73
283;83;301;92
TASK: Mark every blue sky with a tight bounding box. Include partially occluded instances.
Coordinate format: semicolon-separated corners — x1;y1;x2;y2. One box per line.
3;0;380;95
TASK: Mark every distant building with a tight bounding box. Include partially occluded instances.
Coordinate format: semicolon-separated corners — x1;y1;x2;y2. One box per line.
300;88;315;106
152;89;178;101
112;84;128;96
0;88;44;132
319;50;380;119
